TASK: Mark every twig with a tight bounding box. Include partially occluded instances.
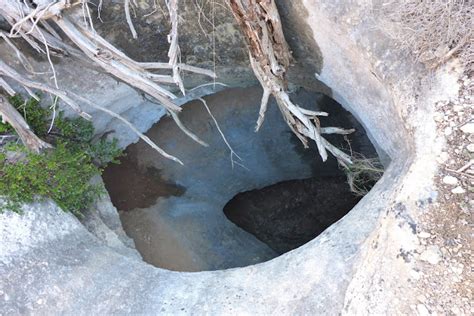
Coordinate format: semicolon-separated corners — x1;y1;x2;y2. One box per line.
0;78;16;96
198;97;247;170
255;88;270;131
169;111;208;147
47;95;59;134
124;0;138;39
0;31;34;73
456;160;473;173
188;82;228;91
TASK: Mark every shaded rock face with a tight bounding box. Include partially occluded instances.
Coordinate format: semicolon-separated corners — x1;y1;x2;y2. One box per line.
102;86;376;271
94;0;254;89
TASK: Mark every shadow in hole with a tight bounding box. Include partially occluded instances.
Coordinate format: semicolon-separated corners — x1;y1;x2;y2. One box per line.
223;176;361;254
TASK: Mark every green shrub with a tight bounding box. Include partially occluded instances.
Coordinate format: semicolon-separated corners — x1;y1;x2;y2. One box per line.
9;94;51;137
0;143;102;216
52;112;122;166
0;95;123;216
0;122;11;134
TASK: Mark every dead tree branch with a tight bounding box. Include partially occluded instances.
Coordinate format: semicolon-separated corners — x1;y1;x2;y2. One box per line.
124;0;138;39
166;0;185;95
0;60;183;164
0;0;218;163
0;95;51;153
228;0;353;165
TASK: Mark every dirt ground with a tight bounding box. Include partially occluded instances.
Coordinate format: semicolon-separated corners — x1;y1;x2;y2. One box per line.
412;72;473;315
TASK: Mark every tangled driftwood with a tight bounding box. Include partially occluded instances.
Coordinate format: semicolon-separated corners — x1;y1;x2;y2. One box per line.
0;0;352;165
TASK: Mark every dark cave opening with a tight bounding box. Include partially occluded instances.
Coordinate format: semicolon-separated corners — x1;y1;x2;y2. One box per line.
223;176;362;254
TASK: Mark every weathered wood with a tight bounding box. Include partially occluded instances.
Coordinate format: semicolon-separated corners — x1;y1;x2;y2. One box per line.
166;0;185;95
0;61;183;164
228;0;353;164
0;0;218;163
0;95;51;153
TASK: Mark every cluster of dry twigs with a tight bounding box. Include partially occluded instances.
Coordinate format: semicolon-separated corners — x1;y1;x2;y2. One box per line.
343;154;384;196
382;0;473;70
0;0;355;167
0;0;216;164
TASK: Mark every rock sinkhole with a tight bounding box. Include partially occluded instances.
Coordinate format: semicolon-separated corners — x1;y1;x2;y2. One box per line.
102;86;382;272
2;0;467;312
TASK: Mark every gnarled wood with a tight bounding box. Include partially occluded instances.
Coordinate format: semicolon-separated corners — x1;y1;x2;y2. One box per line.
228;0;353;164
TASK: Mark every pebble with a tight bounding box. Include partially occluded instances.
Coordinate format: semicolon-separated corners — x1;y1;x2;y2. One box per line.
460;123;474;134
410;269;422;280
417;304;430;316
444;126;453;136
442;175;458;185
467;144;474;152
451;186;466;194
420;245;442;264
433;112;444;122
418;231;431;238
437;152;449;164
453;105;463;112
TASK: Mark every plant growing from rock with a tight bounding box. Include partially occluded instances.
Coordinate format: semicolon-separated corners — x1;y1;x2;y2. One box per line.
0;143;102;216
341;154;384;196
0;95;122;216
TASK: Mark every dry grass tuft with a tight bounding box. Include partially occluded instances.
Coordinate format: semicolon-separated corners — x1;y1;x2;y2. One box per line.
342;154;384;196
382;0;473;71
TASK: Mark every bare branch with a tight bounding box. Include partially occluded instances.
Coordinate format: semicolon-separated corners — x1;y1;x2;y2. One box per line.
229;0;354;164
0;94;51;153
0;78;15;96
255;88;270;132
124;0;138;39
0;60;90;119
169;111;209;147
139;62;216;78
198;97;246;170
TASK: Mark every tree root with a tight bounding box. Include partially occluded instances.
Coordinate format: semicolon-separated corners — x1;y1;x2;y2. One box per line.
229;0;353;165
2;0;354;166
0;0;216;162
